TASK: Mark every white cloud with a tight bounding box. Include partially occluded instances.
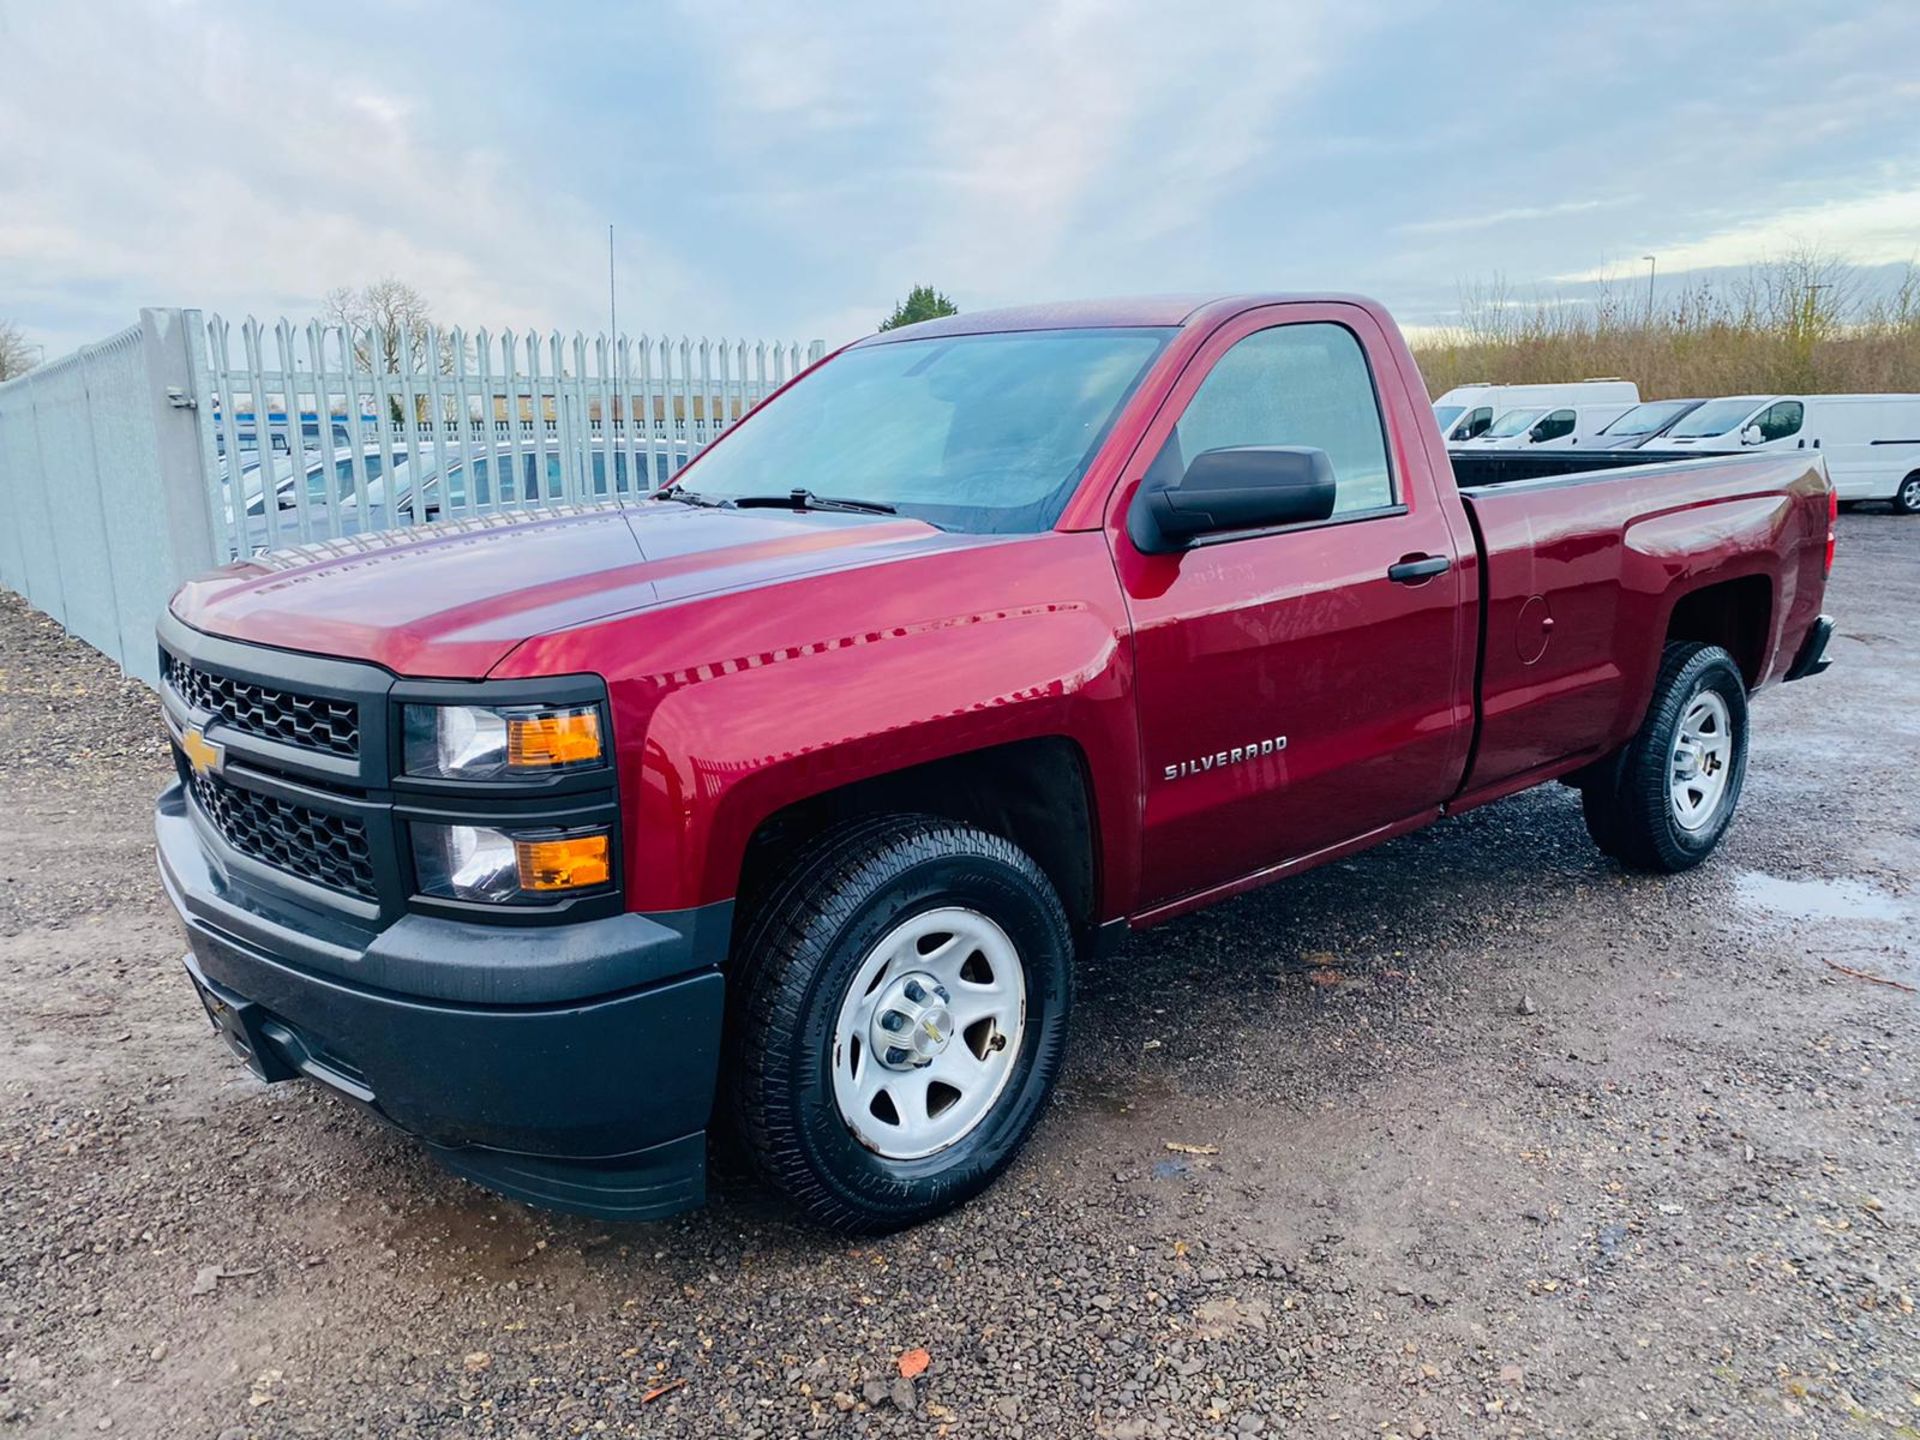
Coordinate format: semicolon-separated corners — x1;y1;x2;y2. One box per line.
671;0;1387;307
1401;197;1633;236
1555;184;1920;282
0;1;702;353
672;0;884;132
909;0;1375;292
8;0;1917;362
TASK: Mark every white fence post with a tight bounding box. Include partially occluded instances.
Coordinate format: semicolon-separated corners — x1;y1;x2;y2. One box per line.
145;308;221;599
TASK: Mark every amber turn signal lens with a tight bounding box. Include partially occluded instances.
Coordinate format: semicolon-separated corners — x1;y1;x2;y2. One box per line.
514;833;611;892
507;708;602;769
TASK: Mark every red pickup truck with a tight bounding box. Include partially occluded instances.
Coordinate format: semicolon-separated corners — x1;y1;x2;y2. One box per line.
156;295;1835;1231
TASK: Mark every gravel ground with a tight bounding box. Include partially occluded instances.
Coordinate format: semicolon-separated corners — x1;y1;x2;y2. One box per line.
1;514;1915;1439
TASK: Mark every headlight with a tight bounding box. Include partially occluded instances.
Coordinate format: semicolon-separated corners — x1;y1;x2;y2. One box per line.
411;822;612;903
404;703;604;780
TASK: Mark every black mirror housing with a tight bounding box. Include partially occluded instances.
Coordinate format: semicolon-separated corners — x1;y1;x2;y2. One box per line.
1130;446;1337;553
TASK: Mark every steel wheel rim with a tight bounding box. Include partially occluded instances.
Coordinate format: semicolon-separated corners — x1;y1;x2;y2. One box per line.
830;906;1027;1161
1669;689;1734;832
1901;476;1920;509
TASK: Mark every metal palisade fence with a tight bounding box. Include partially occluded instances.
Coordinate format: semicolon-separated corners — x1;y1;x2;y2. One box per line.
0;307;824;685
203;316;826;559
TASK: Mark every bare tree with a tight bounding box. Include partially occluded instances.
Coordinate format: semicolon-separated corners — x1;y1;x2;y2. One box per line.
0;319;39;382
321;279;447;374
321;279;466;424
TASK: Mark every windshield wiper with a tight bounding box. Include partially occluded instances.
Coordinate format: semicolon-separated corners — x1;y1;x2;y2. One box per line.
726;488;897;516
651;486;728;507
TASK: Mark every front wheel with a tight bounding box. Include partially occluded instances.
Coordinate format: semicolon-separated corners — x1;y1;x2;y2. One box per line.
1893;471;1920;515
1579;642;1749;872
727;816;1073;1232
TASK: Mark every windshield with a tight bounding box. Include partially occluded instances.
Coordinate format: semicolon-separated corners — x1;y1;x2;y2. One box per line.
1670;398;1764;438
1483;408;1546;439
1599;400;1692;437
1433;404;1465;431
673;328;1173;533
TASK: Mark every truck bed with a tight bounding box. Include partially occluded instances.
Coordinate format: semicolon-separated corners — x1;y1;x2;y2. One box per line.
1449;450;1832;799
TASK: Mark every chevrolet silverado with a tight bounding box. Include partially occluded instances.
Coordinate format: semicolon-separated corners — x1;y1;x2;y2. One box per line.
155;294;1835;1232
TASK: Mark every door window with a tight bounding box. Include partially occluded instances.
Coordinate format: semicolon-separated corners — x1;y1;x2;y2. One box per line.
1755;400;1804;441
1169;323;1394;516
1532;409;1576;442
1462;406;1493;439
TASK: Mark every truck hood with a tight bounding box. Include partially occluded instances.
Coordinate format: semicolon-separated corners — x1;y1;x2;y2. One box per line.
170;501;987;676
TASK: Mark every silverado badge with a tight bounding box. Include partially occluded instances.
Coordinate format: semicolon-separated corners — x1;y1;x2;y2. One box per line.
179;724;225;779
1163;734;1287;782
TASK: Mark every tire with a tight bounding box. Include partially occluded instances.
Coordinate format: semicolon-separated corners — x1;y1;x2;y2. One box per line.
1894;472;1920;515
1578;642;1749;873
727;815;1073;1232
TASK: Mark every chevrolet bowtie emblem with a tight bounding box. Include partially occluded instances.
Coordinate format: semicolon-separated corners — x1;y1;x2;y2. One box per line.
179;724;225;778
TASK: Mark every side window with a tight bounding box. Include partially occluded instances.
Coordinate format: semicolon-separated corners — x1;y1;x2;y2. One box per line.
1534;409;1576;443
1170;322;1394;517
1757;401;1804;441
1463;406;1493;439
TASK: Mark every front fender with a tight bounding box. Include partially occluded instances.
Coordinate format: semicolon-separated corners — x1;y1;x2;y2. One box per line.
641;599;1136;910
503;532;1143;916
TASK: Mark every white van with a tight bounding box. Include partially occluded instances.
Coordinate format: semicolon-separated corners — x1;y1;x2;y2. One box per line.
1663;393;1920;511
1453;402;1635;449
1433;380;1639;443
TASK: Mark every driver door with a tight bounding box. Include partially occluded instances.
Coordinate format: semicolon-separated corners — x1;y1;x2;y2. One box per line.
1110;304;1475;910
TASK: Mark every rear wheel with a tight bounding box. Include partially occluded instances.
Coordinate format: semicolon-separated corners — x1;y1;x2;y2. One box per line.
1894;471;1920;515
1578;642;1749;872
727;816;1073;1232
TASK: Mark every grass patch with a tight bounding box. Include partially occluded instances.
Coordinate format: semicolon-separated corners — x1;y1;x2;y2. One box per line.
1411;250;1920;400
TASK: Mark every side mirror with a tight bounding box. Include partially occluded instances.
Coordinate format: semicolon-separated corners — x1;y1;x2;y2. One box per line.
1740;424;1764;445
1527;425;1548;444
1129;446;1337;553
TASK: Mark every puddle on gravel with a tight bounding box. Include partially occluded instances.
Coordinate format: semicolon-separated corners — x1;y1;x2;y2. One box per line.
1732;871;1906;925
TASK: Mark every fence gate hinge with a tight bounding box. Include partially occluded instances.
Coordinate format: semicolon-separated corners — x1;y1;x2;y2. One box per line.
166;387;198;410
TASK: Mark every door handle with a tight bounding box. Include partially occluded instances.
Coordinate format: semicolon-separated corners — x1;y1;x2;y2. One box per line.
1387;554;1451;584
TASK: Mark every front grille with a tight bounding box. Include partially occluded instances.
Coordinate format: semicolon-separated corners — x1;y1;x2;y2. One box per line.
162;652;360;758
185;766;376;900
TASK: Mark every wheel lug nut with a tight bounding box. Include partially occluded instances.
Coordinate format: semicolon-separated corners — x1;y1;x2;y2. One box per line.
880;1010;906;1032
904;980;926;1003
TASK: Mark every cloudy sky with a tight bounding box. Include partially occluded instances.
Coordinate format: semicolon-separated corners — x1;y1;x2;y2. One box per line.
3;0;1918;357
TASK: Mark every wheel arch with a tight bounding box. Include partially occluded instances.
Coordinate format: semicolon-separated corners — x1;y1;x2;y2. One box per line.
1895;467;1920;511
1662;574;1773;688
736;736;1105;949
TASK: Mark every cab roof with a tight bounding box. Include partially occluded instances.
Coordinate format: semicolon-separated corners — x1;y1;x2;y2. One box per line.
856;294;1386;344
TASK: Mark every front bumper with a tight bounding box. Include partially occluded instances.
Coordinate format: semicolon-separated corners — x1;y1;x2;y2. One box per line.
158;781;731;1220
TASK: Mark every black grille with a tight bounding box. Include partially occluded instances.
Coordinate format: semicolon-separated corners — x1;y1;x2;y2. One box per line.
162;652;360;758
185;767;376;900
